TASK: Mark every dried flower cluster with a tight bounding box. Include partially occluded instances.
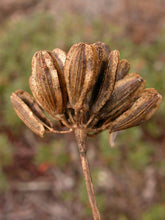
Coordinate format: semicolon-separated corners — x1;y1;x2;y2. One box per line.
10;42;162;220
11;42;162;139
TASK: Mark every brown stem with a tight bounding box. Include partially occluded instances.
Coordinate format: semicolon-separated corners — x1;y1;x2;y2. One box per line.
75;129;101;220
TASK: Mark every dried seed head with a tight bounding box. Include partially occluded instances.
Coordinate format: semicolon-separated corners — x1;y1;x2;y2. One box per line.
10;41;162;141
30;50;67;118
109;88;162;132
64;42;98;111
10;90;53;137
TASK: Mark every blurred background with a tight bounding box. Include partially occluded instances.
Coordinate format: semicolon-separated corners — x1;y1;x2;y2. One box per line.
0;0;165;219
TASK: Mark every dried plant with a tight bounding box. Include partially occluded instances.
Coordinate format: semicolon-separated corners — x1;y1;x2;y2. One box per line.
11;42;162;220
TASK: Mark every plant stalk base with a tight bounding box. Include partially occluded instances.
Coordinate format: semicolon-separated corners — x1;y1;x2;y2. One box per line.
75;129;101;220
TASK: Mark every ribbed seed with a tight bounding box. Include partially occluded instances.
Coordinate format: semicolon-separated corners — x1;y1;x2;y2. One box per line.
99;73;145;122
91;50;120;114
110;88;162;132
64;42;98;111
116;59;130;81
52;48;66;72
10;90;52;137
92;42;109;68
51;50;68;110
93;41;110;56
89;42;109;106
30;50;67;118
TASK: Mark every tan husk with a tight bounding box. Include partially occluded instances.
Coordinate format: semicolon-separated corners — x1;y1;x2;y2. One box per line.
30;50;67;118
91;50;120;114
10;90;53;137
64;43;98;112
99;73;145;122
116;59;130;81
109;88;162;132
52;48;66;72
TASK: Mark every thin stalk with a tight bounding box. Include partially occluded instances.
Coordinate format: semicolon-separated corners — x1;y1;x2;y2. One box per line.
75;129;101;220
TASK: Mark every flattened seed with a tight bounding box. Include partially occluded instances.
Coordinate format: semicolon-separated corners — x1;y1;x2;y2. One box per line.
99;73;145;121
10;92;46;137
91;50;120;114
116;59;130;81
110;88;162;132
52;48;66;72
93;41;111;56
30;50;66;118
64;43;98;111
92;42;108;73
15;90;52;128
90;42;109;106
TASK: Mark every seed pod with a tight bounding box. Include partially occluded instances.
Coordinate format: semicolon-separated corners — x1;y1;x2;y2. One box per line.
30;50;67;118
99;73;145;123
64;42;98;111
92;42;108;74
91;50;120;114
92;41;110;59
10;90;53;137
89;42;109;107
116;59;130;81
52;48;66;72
109;88;162;132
